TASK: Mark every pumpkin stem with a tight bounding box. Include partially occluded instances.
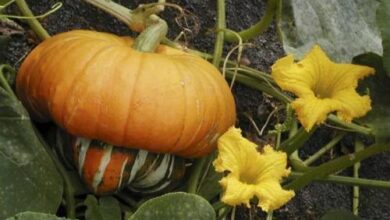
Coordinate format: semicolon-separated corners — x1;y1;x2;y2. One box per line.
84;0;164;32
132;15;168;52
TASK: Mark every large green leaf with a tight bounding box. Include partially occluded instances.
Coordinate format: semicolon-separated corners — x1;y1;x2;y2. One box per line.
353;53;390;142
84;195;121;220
0;67;63;219
129;192;216;220
278;0;382;62
6;211;74;220
377;0;390;77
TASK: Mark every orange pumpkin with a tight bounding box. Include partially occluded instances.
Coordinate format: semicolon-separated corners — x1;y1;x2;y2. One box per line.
16;30;236;158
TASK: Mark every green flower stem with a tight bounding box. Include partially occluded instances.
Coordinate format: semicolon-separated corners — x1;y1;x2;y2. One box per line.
266;211;273;220
280;126;316;155
327;114;372;136
353;140;363;215
289;171;390;189
212;201;227;211
289;151;311;172
224;0;278;42
186;156;209;194
217;206;232;220
212;0;226;67
303;132;346;165
0;64;17;101
286;143;390;190
15;0;50;40
225;71;290;103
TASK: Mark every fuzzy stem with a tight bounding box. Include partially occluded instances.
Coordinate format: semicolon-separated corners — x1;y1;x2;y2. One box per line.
286;143;390;190
225;0;278;42
15;0;50;40
212;0;226;67
266;211;273;220
186;156;208;194
353;140;363;215
289;171;390;189
280;126;316;155
0;64;17;101
304;132;346;165
289;151;311;172
327;115;372;136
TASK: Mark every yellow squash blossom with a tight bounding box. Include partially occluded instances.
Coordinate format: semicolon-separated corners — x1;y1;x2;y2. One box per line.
271;45;374;131
213;127;295;212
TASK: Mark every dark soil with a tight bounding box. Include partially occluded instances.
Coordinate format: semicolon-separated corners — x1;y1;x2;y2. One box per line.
3;0;390;219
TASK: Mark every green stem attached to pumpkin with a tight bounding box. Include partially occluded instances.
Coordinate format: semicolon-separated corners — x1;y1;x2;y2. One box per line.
132;15;168;52
84;0;164;32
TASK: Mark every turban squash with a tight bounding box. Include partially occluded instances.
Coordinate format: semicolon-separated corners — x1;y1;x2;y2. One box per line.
16;30;236;158
58;130;185;195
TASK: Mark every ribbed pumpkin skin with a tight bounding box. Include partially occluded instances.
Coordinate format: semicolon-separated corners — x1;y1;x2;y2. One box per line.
17;30;236;158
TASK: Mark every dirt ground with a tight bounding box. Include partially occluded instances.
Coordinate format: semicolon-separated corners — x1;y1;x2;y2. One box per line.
4;0;390;219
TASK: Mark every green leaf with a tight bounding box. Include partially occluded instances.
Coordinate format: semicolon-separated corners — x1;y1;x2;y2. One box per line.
278;0;382;62
377;0;390;77
353;53;390;142
321;209;360;220
130;192;216;220
84;195;121;220
0;68;63;219
6;211;75;220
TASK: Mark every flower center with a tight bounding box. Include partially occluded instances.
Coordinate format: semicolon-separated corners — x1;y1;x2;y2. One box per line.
313;83;333;99
239;171;257;185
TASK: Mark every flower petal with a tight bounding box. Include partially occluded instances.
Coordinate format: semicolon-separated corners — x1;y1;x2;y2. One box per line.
291;96;342;131
214;127;294;211
219;174;256;208
271;45;374;131
332;90;372;122
255;145;291;183
255;179;295;212
213;127;258;174
271;55;315;97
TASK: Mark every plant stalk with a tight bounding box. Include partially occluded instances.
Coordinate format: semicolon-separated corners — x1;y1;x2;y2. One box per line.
304;132;346;165
213;0;226;67
290;171;390;189
15;0;50;40
353;140;363;215
286;143;389;190
280;126;316;155
186;156;209;194
0;65;17;101
225;0;278;42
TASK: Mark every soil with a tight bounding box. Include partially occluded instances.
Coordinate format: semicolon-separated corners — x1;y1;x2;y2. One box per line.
3;0;390;219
